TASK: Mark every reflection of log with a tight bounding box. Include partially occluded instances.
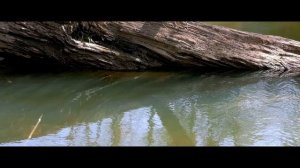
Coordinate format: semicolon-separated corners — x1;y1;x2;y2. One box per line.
153;102;195;145
1;22;300;71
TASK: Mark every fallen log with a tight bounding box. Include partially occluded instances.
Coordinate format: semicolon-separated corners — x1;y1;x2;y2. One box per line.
1;22;300;71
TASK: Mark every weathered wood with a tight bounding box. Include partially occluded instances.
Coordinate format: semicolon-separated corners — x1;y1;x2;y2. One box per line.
1;21;300;71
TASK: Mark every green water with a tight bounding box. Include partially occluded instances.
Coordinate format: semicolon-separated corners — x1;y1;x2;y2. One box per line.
0;70;300;146
208;22;300;41
0;22;300;146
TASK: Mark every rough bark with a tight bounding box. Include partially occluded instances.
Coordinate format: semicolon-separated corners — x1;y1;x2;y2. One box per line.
1;21;300;71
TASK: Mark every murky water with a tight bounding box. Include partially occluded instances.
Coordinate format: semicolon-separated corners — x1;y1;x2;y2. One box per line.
208;22;300;41
0;70;300;146
1;22;300;146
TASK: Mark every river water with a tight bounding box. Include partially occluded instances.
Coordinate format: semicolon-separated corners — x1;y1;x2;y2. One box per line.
0;22;300;146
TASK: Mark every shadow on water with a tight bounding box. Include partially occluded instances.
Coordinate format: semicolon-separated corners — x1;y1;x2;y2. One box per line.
0;69;300;146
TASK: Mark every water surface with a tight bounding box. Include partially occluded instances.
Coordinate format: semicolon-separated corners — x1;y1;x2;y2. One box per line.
208;22;300;41
1;22;300;146
0;70;300;146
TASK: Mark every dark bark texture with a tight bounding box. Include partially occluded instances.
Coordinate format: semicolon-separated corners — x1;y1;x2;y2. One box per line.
1;22;300;71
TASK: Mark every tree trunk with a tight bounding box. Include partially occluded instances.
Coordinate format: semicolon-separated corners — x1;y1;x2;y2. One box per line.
1;22;300;71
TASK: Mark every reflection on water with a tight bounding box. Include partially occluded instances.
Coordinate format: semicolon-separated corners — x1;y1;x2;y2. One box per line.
208;22;300;41
1;22;300;146
0;70;300;146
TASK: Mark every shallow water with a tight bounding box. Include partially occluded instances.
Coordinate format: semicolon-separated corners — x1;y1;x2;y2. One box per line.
0;70;300;146
1;22;300;146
